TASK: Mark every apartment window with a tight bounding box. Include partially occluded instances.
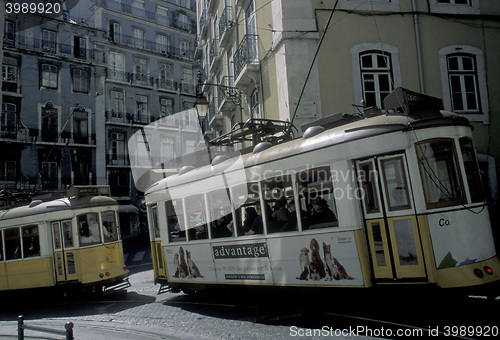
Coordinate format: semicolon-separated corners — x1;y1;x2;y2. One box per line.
41;64;58;89
439;46;488;123
110;90;124;113
4;21;15;44
134;57;148;85
73;69;89;93
447;54;479;113
136;94;148;120
251;89;260;118
178;13;189;30
109;22;121;43
437;0;471;4
180;40;190;57
133;28;145;49
131;0;145;16
1;103;17;133
109;51;125;81
176;0;191;9
41;103;58;142
73;109;88;144
182;67;193;85
42;29;57;52
74;36;86;59
156;34;170;54
110;132;125;160
160;98;173;118
42;161;58;189
2;57;17;82
359;51;393;109
157;6;169;26
430;0;479;14
0;160;16;182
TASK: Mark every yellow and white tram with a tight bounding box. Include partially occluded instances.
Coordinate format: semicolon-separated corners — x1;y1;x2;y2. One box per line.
145;88;499;294
0;186;129;293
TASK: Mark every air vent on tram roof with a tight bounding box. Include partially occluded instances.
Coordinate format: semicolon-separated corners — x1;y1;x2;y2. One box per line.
211;155;230;166
178;165;195;176
28;200;43;208
302;126;326;139
253;141;273;154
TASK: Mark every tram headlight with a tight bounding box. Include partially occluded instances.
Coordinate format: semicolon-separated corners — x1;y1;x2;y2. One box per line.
473;268;484;278
99;273;104;278
484;266;493;275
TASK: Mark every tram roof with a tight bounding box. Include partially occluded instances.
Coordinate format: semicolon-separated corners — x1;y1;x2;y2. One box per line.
145;110;470;196
0;195;118;222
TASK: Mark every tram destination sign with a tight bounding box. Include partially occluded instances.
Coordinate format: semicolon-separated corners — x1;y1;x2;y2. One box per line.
212;243;269;259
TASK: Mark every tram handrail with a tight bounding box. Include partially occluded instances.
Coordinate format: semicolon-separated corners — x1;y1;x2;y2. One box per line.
17;315;74;340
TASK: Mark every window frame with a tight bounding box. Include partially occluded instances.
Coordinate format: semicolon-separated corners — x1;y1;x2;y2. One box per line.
439;46;488;124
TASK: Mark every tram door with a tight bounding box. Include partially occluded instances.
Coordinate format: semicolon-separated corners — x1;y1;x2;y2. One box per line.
357;154;426;281
150;206;167;278
52;221;78;283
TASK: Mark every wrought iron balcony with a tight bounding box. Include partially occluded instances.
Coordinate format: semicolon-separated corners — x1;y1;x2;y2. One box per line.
234;34;259;82
219;6;235;46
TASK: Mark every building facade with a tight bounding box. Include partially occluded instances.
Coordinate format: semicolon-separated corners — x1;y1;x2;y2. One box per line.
196;0;500;215
1;0;199;233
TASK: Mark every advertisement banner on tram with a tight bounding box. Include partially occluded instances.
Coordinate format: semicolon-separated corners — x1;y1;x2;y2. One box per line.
163;231;364;286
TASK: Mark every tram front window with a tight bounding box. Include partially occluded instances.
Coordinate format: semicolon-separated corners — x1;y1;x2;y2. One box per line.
77;213;101;245
417;139;464;208
101;211;119;242
459;137;485;203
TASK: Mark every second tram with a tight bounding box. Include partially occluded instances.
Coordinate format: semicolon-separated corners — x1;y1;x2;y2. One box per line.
145;88;499;294
0;186;129;293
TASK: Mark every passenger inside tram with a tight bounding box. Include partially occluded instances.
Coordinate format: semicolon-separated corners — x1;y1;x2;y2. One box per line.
245;204;264;235
80;222;98;244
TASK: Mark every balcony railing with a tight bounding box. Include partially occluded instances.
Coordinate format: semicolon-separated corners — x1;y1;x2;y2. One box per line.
4;35;101;62
103;0;195;33
108;32;194;61
234;34;258;79
219;6;234;44
105;111;158;125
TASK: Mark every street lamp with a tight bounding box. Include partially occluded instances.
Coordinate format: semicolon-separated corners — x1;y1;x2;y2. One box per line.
194;95;209;120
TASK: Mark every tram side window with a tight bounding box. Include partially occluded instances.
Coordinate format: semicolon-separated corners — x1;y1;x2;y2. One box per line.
185;194;208;240
296;167;338;230
22;225;40;258
207;189;233;239
231;182;262;236
150;205;160;239
62;221;73;247
358;161;380;214
459;137;485;203
261;175;297;233
380;157;412;211
102;210;119;242
77;213;101;245
416;139;464;208
166;199;185;242
4;227;21;260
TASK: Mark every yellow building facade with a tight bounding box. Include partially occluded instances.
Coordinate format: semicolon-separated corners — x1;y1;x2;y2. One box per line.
196;0;499;210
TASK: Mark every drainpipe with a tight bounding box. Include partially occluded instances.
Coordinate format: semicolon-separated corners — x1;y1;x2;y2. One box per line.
411;0;425;93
